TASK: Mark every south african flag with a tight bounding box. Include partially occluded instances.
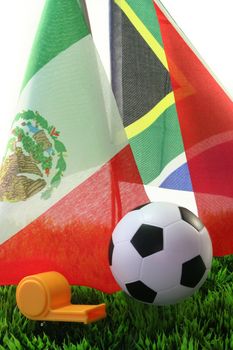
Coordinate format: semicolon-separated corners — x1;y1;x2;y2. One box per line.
111;0;233;257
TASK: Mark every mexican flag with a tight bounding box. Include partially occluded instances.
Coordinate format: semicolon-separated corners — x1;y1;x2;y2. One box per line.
111;0;233;257
0;0;148;293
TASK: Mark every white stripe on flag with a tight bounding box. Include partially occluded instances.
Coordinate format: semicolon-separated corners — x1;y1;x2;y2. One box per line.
145;186;198;215
144;151;198;214
148;152;187;187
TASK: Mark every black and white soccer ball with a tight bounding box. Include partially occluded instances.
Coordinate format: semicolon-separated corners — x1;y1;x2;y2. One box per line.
109;202;212;305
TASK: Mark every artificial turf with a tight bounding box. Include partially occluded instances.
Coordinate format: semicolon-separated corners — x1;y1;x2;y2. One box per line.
0;255;232;350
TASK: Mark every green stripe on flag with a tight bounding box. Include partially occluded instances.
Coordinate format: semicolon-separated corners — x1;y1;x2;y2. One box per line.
125;0;164;47
129;104;184;184
22;0;89;90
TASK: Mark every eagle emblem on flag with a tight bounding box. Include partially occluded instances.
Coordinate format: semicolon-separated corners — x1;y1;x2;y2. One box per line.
0;110;67;201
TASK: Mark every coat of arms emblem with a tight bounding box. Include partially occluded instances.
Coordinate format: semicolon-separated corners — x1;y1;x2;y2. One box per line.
0;110;67;201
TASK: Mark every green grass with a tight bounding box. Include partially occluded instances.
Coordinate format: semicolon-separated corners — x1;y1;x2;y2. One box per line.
0;256;232;350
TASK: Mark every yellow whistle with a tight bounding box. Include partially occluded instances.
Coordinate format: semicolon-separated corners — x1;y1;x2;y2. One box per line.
16;272;106;324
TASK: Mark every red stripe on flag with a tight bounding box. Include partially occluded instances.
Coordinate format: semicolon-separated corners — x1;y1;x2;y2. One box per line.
155;4;233;256
0;145;148;292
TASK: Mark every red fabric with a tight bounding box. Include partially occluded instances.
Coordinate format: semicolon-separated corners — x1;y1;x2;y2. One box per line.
0;145;148;292
155;3;233;256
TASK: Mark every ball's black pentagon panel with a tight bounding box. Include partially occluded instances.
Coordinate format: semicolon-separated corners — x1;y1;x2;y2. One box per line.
180;255;206;288
131;224;163;257
133;203;150;211
179;207;204;232
108;238;114;266
125;281;157;303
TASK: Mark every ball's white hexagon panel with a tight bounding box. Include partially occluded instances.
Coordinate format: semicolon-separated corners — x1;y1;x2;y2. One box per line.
140;251;182;292
164;220;201;263
110;240;142;289
154;284;197;305
199;228;213;269
140;202;181;228
112;210;143;244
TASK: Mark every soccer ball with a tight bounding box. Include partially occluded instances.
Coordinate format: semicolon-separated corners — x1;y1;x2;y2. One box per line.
109;202;212;305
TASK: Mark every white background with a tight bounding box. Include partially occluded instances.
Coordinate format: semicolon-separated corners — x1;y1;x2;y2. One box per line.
0;0;232;161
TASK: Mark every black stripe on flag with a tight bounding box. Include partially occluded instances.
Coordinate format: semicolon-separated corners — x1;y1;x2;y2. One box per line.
110;1;172;128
